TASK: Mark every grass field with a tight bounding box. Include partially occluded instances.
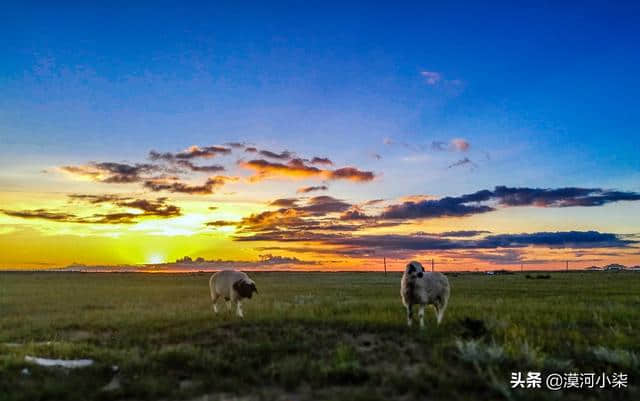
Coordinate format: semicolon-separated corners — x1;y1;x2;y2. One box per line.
0;271;638;401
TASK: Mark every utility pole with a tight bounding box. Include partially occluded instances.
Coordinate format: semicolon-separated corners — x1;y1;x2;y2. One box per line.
432;259;435;272
521;263;523;273
566;260;569;272
383;257;387;276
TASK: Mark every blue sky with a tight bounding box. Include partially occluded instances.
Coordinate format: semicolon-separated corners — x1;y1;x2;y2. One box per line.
1;2;639;269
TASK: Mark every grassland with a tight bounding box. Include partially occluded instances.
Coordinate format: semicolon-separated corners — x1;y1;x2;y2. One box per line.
0;271;638;401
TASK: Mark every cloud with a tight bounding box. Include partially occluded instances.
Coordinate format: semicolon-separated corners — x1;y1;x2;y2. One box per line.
380;186;640;220
420;71;465;93
205;220;239;227
149;146;231;163
258;149;294;160
233;196;355;234
437;230;492;237
381;191;495;219
300;196;352;215
60;162;159;183
448;157;476;169
327;167;375;182
2;195;181;224
451;138;470;152
238;159;375;182
174;160;226;173
479;231;633;249
143;175;237;195
432;139;470;152
340;209;375;220
68;194;181;218
174;145;231;159
310;157;333;166
224;142;246;148
234;230;635;253
244;147;258;153
492;186;640;207
1;209;79;222
297;185;328;193
239;159;323;181
269;198;299;207
421;71;442;85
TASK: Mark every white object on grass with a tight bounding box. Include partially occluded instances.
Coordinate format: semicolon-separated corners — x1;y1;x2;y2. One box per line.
25;355;94;368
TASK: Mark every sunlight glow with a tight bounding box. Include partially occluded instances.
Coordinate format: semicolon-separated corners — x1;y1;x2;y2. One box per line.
147;254;165;264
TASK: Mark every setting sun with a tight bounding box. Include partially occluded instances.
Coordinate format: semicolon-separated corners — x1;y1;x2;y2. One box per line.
146;254;165;265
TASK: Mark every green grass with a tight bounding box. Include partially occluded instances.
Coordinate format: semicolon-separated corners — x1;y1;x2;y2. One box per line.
0;271;638;400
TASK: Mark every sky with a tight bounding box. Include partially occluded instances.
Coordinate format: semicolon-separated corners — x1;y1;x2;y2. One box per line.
1;2;639;271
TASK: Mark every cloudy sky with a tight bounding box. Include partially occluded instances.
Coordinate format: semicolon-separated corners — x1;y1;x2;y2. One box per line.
1;2;639;270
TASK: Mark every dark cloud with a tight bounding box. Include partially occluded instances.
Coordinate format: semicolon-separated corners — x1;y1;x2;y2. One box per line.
149;146;231;162
327;167;375;182
68;194;181;218
437;230;492;237
175;145;231;159
479;231;632;249
2;195;181;224
1;209;78;222
492;186;640;207
381;191;494;220
448;157;476;169
244;147;258;153
380;186;640;220
60;162;159;183
175;160;225;173
258;150;294;160
310;157;333;165
297;185;328;193
224;142;246;148
300;196;352;215
143;176;237;195
206;220;239;227
269;198;299;207
148;150;175;162
234;230;634;253
340;209;374;220
233;196;354;234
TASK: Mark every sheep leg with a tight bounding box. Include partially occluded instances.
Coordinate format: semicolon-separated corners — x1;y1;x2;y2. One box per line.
418;305;425;329
236;301;244;318
406;304;413;327
226;299;232;313
211;293;219;314
436;301;447;325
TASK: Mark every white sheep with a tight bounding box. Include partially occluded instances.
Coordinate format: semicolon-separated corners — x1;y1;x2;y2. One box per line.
209;270;258;318
401;261;450;328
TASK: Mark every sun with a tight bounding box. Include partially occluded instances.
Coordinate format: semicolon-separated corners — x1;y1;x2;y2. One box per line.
146;254;165;265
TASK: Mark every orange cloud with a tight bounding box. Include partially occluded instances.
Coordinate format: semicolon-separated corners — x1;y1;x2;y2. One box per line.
239;159;375;182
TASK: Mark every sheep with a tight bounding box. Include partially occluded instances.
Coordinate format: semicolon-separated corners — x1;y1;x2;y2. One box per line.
209;270;258;318
401;261;450;328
